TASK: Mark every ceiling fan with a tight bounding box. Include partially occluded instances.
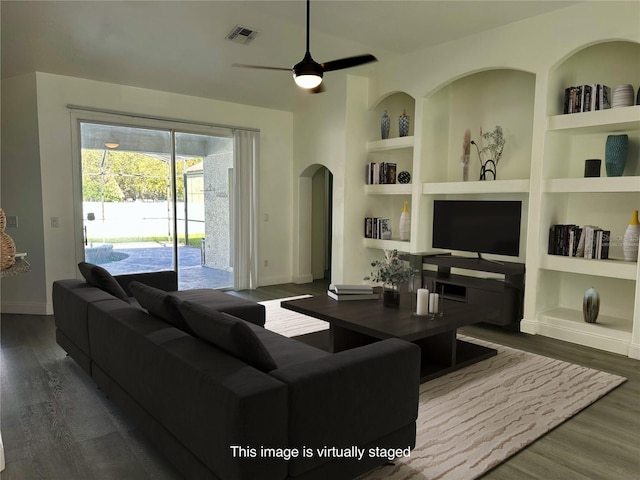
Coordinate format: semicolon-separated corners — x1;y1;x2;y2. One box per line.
233;0;377;93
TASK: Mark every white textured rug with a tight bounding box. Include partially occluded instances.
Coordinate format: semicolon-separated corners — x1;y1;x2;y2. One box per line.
260;297;627;480
262;295;329;337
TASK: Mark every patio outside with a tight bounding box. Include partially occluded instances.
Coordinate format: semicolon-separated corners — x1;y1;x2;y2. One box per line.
84;201;232;290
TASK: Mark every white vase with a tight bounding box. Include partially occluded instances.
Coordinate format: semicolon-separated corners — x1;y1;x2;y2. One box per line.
623;210;640;262
399;201;410;241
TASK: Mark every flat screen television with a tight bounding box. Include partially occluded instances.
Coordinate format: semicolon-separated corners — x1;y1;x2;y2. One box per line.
432;200;522;257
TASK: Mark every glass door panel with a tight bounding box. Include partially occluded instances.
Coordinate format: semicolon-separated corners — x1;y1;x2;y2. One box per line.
175;132;234;289
79;122;235;290
80;122;176;276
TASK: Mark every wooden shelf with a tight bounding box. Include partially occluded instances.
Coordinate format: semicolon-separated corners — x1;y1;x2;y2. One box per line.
367;136;414;152
364;184;413;195
422;179;530;195
538;307;632;355
543;176;640;193
539;254;638;280
546;105;640;134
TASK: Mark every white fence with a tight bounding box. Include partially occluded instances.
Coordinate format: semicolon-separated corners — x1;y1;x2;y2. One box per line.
83;201;205;240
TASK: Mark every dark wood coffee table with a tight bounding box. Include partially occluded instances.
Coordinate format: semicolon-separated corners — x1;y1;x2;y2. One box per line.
281;295;497;382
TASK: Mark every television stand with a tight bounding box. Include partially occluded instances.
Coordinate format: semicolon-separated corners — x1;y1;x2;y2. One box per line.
416;254;525;329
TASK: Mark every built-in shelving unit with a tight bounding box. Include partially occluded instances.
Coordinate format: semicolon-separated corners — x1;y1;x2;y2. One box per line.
366;136;414;152
543;176;640;193
537;307;632;356
365;184;412;195
364;92;416;249
528;40;640;358
358;41;639;359
539;254;637;280
362;238;411;251
422;179;530;195
546;105;640;133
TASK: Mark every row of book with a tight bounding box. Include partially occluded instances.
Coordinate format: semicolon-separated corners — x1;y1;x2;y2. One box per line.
366;162;397;184
364;217;392;240
548;224;610;259
327;284;379;301
563;84;611;114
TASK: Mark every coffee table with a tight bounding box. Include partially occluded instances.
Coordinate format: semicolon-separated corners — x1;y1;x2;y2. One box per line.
281;295;497;382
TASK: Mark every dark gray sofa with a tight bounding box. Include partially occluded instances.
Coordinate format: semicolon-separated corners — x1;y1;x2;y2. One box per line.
52;267;421;480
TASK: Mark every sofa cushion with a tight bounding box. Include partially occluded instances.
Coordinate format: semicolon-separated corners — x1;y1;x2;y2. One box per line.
245;321;330;369
169;289;266;327
129;281;192;334
178;301;278;372
78;261;129;302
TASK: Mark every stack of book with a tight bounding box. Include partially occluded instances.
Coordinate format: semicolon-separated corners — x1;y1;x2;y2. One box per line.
366;162;397;184
548;224;610;259
563;84;611;114
327;284;379;301
364;217;392;239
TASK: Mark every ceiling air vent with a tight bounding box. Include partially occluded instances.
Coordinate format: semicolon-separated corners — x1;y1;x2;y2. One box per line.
226;25;259;45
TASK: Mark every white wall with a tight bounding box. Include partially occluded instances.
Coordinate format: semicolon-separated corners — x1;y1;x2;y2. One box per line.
0;74;47;313
1;73;294;313
292;78;348;283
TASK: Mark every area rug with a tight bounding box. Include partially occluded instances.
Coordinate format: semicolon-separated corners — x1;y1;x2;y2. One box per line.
259;297;627;480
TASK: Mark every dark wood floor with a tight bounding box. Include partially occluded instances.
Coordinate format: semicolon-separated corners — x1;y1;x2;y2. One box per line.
1;280;639;479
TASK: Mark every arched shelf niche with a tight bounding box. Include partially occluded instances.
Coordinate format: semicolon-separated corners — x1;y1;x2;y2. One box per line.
547;40;640;116
368;91;416;142
420;68;536;184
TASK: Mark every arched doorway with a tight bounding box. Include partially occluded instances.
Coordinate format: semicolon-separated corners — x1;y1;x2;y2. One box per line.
311;166;333;280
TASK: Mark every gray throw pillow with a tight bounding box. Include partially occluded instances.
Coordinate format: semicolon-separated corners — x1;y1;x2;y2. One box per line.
178;301;278;372
78;261;129;302
129;281;192;334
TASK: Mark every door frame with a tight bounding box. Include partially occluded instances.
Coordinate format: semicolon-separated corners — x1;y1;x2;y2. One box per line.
70;110;232;279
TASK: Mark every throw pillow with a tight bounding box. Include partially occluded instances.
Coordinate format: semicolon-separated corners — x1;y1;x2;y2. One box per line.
178;301;278;372
129;281;192;334
77;261;129;302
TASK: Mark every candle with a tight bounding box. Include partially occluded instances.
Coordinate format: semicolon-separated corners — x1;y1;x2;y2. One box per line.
416;289;429;315
429;293;439;314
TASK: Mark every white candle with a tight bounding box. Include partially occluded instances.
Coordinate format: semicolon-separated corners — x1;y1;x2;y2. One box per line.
429;293;439;314
416;289;429;315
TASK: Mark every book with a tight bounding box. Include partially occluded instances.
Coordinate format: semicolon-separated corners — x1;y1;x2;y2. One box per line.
330;284;375;294
600;85;611;110
379;218;391;239
327;290;379;301
600;230;610;260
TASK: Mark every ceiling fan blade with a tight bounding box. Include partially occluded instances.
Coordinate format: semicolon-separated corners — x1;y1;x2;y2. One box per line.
232;63;291;71
321;54;377;72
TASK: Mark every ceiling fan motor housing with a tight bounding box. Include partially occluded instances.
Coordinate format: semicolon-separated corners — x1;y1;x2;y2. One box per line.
293;52;323;88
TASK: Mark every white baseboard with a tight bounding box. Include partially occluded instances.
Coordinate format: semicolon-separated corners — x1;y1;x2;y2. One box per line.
519;318;538;335
0;301;48;315
628;343;640;360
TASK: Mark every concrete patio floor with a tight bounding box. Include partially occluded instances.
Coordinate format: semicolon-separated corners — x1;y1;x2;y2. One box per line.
93;243;232;290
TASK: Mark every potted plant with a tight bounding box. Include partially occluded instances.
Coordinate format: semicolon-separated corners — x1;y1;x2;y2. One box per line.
364;249;418;308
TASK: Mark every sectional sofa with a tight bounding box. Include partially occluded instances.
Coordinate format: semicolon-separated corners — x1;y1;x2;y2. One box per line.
52;264;421;480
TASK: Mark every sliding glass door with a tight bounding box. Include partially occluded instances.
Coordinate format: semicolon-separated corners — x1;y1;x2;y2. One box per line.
79;122;233;289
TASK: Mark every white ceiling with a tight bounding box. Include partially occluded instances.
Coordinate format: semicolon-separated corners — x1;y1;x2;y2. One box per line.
1;1;577;111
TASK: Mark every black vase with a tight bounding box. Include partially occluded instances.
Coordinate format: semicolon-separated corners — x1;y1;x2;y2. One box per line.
383;285;400;308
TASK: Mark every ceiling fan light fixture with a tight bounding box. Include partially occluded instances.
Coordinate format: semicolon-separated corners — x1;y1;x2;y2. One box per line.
293;53;323;89
294;73;323;89
104;142;119;149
